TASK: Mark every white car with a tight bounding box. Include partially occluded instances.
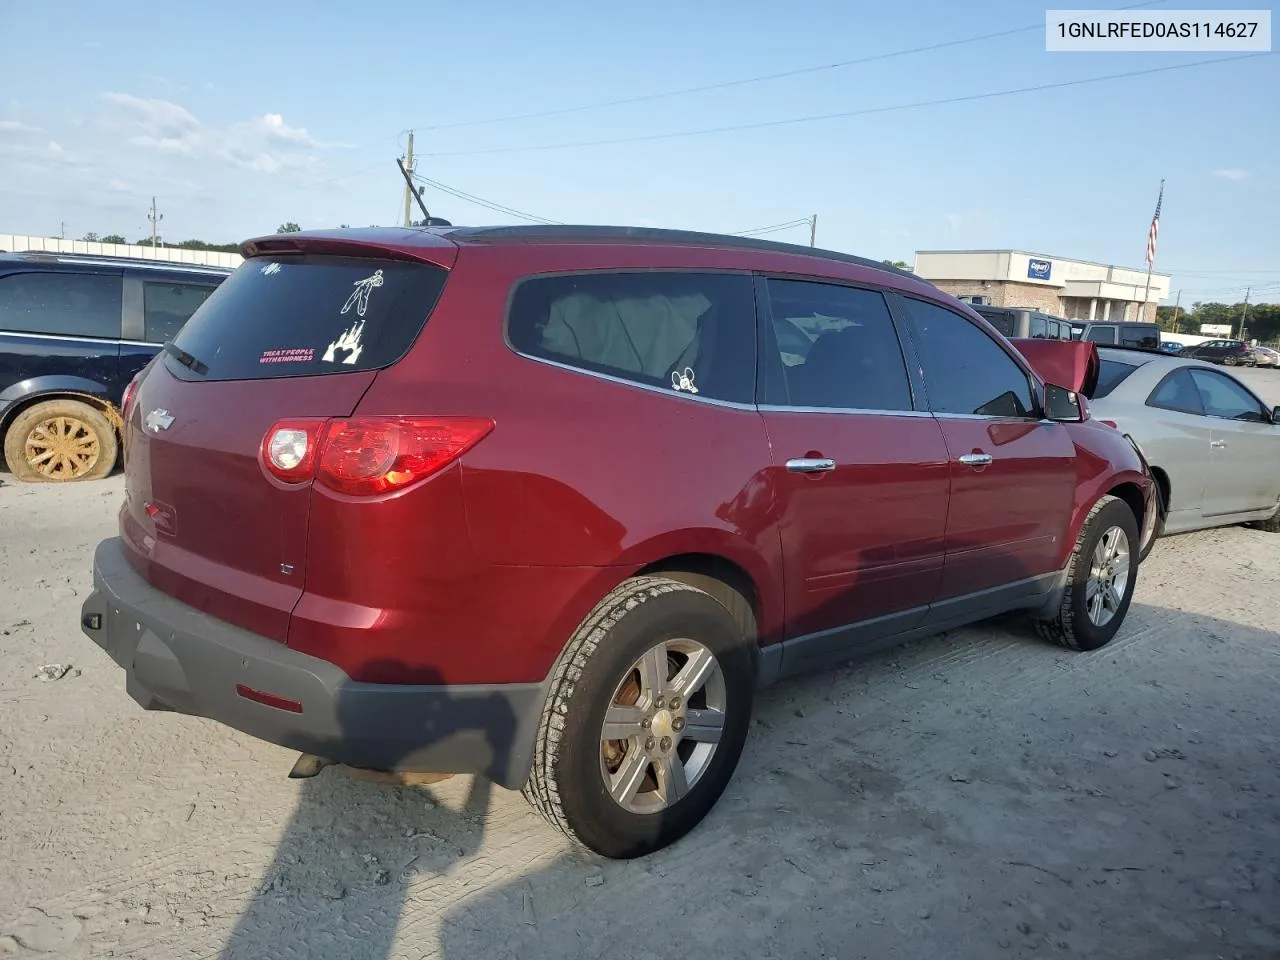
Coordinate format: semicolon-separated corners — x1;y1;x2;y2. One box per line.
1253;345;1280;368
1088;347;1280;550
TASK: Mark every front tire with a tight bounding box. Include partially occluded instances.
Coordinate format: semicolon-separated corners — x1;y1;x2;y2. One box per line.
523;577;756;858
1034;495;1139;651
3;399;118;482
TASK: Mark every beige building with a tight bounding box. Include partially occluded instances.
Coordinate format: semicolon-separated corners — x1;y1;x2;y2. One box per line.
913;250;1171;323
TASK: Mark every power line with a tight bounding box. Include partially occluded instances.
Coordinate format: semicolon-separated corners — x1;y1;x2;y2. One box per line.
417;0;1171;132
732;218;811;237
424;53;1271;158
412;173;562;225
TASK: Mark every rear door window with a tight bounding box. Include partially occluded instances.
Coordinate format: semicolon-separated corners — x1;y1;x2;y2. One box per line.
506;271;756;404
1092;359;1140;398
975;308;1016;337
763;279;912;411
1029;314;1048;338
0;272;122;339
165;256;449;381
1086;325;1118;345
904;297;1035;418
143;281;218;343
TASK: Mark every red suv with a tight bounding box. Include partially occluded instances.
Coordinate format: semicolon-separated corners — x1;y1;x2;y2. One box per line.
81;226;1153;858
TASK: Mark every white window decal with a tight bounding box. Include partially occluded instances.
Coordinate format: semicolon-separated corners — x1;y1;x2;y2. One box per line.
341;269;384;318
322;320;364;365
260;262;282;277
671;367;699;394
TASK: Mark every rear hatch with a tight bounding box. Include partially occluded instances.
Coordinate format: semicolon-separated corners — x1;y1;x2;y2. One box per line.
121;237;453;641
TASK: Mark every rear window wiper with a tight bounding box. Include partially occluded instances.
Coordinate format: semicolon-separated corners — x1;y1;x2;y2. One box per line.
164;341;208;376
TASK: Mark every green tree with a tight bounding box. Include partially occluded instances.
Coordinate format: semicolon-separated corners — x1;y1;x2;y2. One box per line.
101;234;126;244
276;222;301;234
81;231;100;242
883;259;909;269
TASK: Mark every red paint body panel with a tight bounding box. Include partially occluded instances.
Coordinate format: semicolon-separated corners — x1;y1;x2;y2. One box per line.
121;363;375;641
118;228;1152;689
1009;338;1101;395
934;418;1077;597
758;411;949;636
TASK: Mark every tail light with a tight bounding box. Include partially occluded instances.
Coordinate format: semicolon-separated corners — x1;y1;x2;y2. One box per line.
121;377;141;421
260;416;494;495
262;419;327;483
318;416;494;496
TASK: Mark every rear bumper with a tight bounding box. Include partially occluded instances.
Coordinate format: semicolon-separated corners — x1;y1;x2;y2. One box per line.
80;538;546;789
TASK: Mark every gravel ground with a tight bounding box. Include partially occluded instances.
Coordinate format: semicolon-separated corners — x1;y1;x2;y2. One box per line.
1;368;1278;960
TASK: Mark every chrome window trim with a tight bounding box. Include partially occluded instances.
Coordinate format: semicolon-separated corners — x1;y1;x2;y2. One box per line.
757;403;932;418
510;351;758;411
0;330;164;347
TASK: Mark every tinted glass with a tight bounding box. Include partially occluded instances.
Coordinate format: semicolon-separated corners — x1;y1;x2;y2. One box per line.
764;279;912;411
1120;324;1159;349
143;281;217;343
0;272;122;338
1189;369;1268;421
1086;325;1118;345
975;307;1015;337
1029;315;1048;338
905;298;1035;417
167;257;448;381
507;271;756;404
1148;369;1204;415
1092;359;1140;398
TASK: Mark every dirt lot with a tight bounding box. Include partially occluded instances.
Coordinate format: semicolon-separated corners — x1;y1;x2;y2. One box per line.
2;370;1279;960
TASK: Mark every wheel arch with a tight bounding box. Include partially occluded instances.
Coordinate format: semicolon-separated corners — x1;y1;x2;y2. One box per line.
1;388;123;437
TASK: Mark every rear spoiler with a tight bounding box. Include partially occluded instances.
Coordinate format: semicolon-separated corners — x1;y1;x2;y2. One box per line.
1009;338;1100;398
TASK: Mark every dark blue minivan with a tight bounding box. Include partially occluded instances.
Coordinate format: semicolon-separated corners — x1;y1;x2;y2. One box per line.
0;252;231;481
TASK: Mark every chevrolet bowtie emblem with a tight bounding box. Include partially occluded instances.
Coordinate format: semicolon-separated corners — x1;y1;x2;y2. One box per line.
144;408;175;432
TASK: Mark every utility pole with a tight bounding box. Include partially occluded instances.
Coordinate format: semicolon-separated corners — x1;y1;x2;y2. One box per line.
809;214;817;248
60;221;67;240
1168;289;1182;333
147;197;163;247
402;131;416;227
1238;287;1251;341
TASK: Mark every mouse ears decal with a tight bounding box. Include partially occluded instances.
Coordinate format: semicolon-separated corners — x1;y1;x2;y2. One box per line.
671;367;699;395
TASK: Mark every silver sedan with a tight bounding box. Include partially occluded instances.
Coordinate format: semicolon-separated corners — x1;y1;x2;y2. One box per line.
1087;347;1280;550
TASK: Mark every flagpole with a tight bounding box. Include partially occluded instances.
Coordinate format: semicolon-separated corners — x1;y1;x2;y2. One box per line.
1140;178;1164;321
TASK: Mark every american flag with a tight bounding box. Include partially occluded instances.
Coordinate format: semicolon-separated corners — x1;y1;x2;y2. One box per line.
1145;180;1164;266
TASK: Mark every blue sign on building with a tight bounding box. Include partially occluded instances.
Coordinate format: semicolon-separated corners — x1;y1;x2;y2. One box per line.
1027;258;1052;281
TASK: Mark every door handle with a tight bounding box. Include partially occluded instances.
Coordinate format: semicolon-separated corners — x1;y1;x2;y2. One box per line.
786;457;837;474
958;453;993;467
1210;439;1226;448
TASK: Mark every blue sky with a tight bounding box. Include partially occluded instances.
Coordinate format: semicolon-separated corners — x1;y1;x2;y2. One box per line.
1;0;1276;303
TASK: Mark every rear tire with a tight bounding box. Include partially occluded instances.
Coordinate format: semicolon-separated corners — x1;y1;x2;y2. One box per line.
523;576;756;859
3;399;118;482
1034;495;1139;651
1139;480;1165;562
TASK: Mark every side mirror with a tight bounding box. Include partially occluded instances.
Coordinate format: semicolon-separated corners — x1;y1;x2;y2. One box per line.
1272;406;1280;424
1043;383;1085;423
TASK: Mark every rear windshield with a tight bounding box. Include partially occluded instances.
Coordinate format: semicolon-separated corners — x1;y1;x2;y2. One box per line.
165;255;448;381
974;308;1016;337
1091;358;1140;398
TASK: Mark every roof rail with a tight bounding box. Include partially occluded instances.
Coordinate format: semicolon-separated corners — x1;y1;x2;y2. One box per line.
441;225;926;282
12;251;233;275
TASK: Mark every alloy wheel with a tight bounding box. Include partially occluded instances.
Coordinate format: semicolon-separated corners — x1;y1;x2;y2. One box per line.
1086;525;1131;627
599;638;727;814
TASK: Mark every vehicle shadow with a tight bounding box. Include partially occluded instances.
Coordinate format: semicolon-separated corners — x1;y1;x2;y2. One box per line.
430;603;1280;960
218;661;511;960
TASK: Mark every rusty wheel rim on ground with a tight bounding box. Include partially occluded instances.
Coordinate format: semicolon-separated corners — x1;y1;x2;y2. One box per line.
599;637;727;815
23;415;101;480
